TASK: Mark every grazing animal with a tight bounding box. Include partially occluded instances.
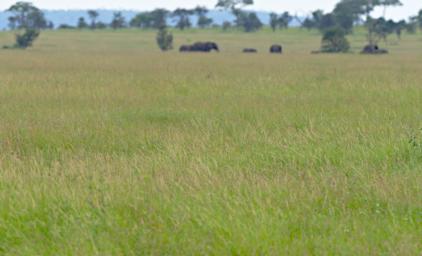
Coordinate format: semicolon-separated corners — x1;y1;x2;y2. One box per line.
270;44;283;54
361;44;388;54
179;45;192;52
243;48;258;53
179;42;219;52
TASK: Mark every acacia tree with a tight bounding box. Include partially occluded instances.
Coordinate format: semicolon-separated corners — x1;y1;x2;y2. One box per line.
8;16;18;30
172;8;194;30
379;0;402;18
269;13;278;31
195;6;213;28
363;0;386;47
88;10;99;29
130;9;169;29
215;0;253;10
5;2;47;49
416;10;422;30
300;10;324;31
333;0;366;33
77;17;88;29
278;12;292;29
216;0;262;32
150;9;169;29
269;12;292;31
110;12;126;29
7;1;47;29
234;10;262;32
130;13;153;28
331;0;401;49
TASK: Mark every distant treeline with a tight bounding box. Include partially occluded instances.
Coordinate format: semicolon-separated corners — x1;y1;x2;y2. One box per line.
3;0;422;34
3;1;422;53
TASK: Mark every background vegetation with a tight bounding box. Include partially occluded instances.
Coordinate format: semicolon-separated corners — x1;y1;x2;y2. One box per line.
4;0;422;52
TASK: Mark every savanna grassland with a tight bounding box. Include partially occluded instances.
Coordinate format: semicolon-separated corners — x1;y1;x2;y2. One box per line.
0;28;421;255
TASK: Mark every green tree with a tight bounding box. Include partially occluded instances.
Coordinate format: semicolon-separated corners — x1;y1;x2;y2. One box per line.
302;17;315;30
13;28;39;48
172;8;194;30
301;10;324;30
8;16;18;30
58;24;75;29
130;13;153;28
7;1;47;29
5;2;46;50
379;0;402;17
195;6;213;28
278;12;292;29
77;17;88;29
405;17;417;34
393;20;406;39
270;12;292;31
222;21;232;31
362;0;379;20
87;10;99;29
269;13;278;31
27;9;47;29
365;17;389;46
233;9;262;32
319;13;337;32
333;0;365;33
150;9;169;29
96;22;107;29
156;27;173;51
354;0;402;49
215;0;253;10
320;27;350;53
110;12;126;29
417;10;422;30
216;0;260;32
47;21;54;29
311;10;325;26
152;9;169;29
197;16;213;28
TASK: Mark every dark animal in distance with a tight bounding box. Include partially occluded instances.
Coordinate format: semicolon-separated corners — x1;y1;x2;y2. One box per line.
361;44;388;54
179;45;191;52
270;44;283;54
243;48;258;53
179;42;219;52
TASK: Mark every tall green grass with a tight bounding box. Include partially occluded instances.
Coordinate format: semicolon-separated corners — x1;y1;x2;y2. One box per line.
0;29;421;255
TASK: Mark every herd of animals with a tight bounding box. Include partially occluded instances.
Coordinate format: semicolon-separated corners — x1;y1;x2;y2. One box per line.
178;41;389;54
179;41;283;54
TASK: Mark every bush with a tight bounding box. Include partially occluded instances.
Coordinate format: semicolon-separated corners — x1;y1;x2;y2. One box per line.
156;28;173;51
222;21;232;31
320;28;350;53
58;24;76;29
15;29;40;49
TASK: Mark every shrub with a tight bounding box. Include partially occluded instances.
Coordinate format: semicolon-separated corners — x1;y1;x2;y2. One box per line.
15;29;40;49
156;28;173;51
222;21;232;31
320;28;350;53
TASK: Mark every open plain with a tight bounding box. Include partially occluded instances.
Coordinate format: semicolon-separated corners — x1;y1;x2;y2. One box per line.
0;29;421;255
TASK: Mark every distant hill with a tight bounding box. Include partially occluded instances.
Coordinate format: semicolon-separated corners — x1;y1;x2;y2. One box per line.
0;9;301;30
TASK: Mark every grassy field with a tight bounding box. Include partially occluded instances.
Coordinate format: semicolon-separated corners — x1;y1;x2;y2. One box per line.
0;28;421;255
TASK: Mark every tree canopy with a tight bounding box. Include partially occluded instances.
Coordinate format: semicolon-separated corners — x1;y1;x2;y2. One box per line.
110;12;126;29
172;8;194;30
7;1;47;29
195;6;213;28
215;0;253;10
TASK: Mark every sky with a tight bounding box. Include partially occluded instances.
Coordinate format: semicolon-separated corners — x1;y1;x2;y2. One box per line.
0;0;421;20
